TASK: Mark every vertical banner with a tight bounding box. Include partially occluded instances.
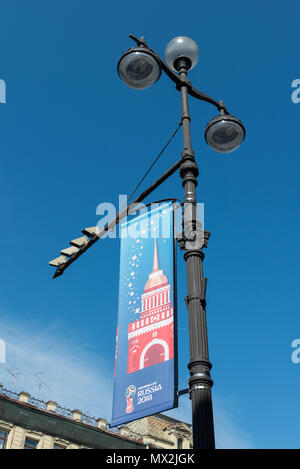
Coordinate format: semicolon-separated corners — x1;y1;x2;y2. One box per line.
111;202;178;427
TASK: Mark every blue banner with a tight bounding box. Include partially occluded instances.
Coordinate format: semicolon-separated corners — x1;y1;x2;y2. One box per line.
111;202;178;427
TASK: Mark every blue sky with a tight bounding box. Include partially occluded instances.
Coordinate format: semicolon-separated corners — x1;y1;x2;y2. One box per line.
0;0;300;449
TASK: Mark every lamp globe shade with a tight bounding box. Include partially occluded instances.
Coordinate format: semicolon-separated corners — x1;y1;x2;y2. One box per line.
205;115;246;154
118;48;161;90
165;36;199;72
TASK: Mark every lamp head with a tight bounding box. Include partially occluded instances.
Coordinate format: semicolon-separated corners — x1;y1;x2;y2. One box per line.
205;114;245;154
164;36;199;72
117;46;161;90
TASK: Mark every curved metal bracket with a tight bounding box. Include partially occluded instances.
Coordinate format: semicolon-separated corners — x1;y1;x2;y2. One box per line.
128;34;229;114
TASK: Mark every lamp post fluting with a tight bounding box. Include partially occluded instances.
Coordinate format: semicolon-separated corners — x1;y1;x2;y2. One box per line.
177;58;215;449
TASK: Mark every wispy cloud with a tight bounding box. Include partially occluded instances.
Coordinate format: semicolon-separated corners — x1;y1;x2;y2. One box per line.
166;395;254;449
0;316;113;420
213;397;254;449
0;315;254;448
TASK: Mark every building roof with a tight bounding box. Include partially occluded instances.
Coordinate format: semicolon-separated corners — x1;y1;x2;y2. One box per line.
0;385;144;449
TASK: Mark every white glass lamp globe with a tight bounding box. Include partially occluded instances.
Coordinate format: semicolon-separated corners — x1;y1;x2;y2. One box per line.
164;36;199;72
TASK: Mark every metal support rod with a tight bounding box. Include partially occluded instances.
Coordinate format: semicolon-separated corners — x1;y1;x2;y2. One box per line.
178;59;215;449
178;388;189;397
53;158;182;278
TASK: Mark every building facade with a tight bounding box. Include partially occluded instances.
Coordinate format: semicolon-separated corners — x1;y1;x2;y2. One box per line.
0;385;192;449
121;414;192;449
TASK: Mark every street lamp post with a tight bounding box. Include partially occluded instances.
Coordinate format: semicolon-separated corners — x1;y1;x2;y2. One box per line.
49;34;245;449
117;35;245;449
176;55;215;450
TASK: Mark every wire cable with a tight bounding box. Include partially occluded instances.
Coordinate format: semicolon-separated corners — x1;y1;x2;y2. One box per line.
127;120;182;205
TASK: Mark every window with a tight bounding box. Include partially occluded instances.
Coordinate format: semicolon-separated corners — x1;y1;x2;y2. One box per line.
24;438;38;449
177;438;183;449
0;431;8;449
53;444;65;450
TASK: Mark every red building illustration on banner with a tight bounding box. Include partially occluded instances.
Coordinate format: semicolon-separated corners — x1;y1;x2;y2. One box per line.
127;240;174;374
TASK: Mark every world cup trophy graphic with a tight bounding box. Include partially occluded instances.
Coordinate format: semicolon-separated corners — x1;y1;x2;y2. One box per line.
125;384;136;414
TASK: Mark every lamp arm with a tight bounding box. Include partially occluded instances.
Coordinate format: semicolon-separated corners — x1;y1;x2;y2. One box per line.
185;84;229;114
128;34;230;114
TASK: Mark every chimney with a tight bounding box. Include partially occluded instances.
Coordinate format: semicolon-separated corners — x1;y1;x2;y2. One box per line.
46;400;57;413
96;417;106;430
72;409;82;421
19;391;30;403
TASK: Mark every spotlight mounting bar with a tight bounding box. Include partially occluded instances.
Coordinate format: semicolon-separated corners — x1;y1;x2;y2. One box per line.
50;157;182;279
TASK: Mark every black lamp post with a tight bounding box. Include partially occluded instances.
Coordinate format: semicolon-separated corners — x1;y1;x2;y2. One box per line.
117;35;245;450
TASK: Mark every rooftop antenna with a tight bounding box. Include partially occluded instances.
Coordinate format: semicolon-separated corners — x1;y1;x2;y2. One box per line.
33;372;53;400
6;368;22;389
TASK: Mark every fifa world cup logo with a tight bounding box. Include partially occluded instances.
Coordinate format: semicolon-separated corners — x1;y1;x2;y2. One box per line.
125;385;136;414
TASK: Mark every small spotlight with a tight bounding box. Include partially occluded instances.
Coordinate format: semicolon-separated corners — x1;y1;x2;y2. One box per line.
49;255;67;267
61;246;79;257
82;226;99;237
70;236;89;248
